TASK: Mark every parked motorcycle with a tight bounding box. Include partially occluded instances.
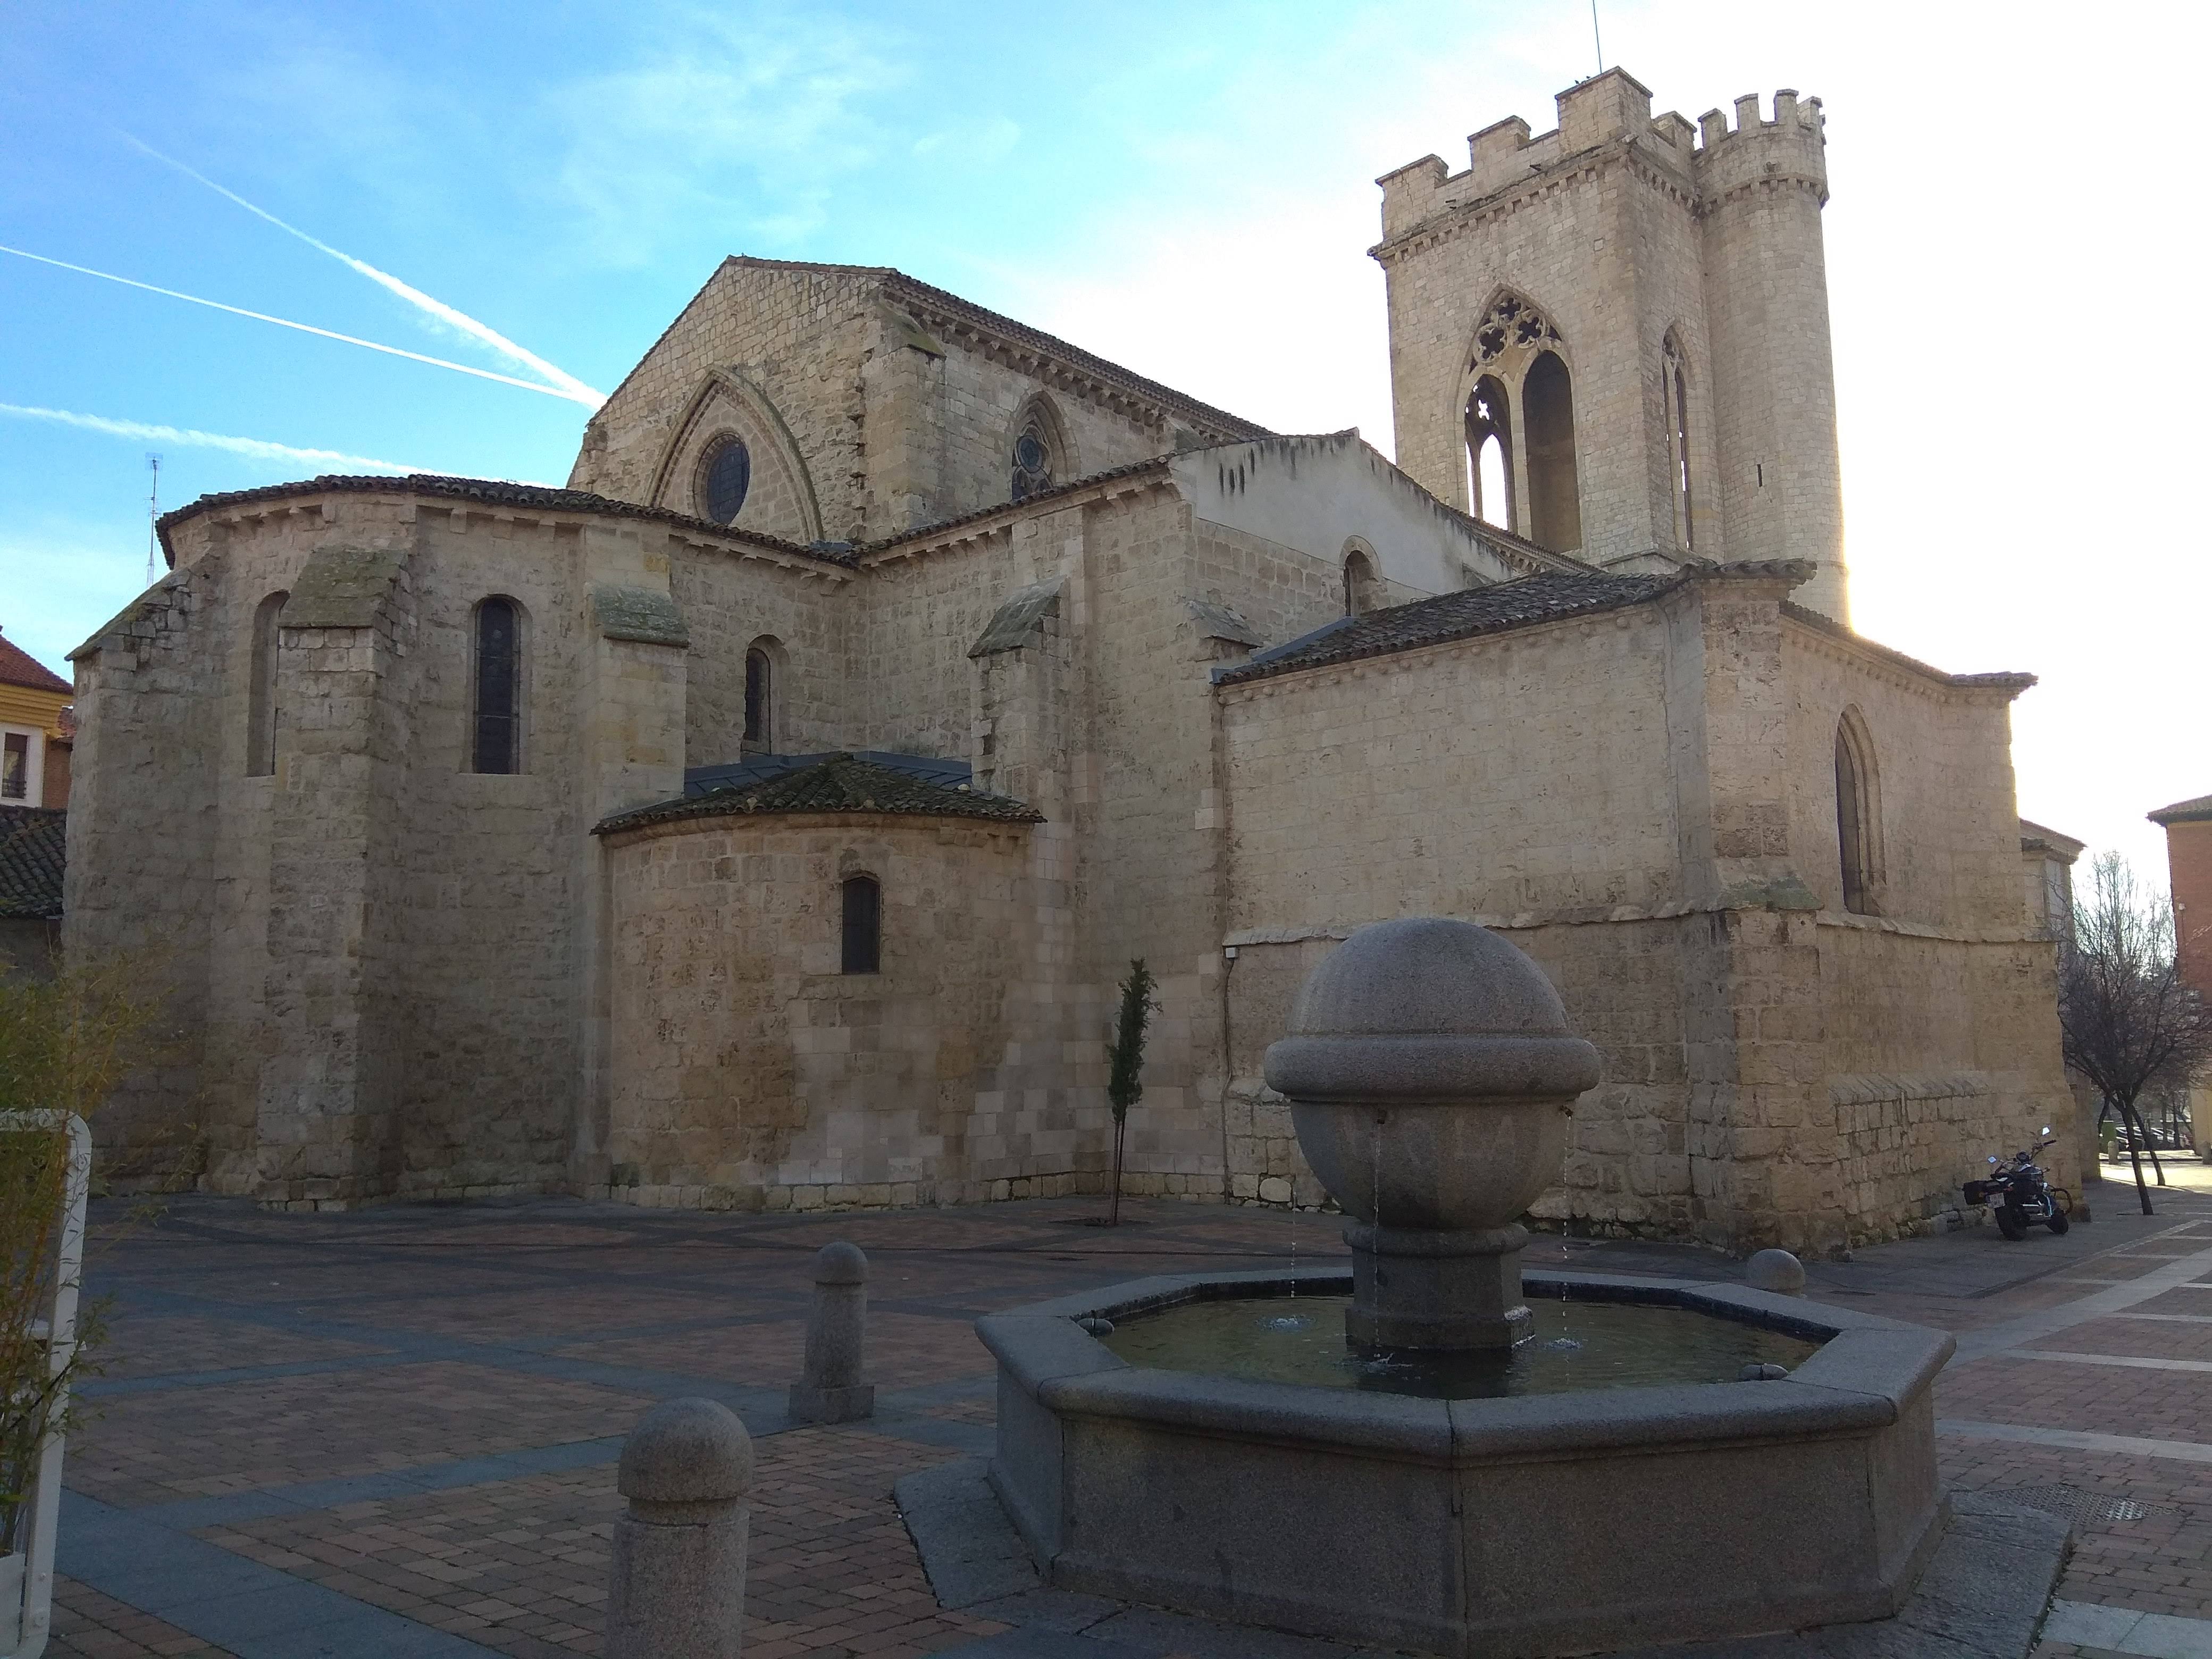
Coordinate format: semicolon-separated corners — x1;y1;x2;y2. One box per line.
1963;1129;2072;1240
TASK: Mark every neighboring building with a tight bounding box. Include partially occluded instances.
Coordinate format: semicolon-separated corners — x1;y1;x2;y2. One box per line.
1;626;73;809
2150;791;2212;1155
63;69;2077;1250
0;803;65;977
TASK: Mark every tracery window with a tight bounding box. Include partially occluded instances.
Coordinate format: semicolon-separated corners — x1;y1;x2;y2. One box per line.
700;434;752;525
1464;375;1514;529
841;874;882;974
1011;421;1054;502
1663;331;1694;550
247;589;287;777
1470;294;1563;368
473;596;523;775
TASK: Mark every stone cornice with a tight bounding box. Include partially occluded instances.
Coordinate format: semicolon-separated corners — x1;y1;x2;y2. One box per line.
859;464;1177;567
1781;605;2035;701
1228;909;2051;948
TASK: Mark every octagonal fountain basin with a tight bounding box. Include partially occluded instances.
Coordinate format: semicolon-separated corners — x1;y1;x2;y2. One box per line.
980;1267;1954;1659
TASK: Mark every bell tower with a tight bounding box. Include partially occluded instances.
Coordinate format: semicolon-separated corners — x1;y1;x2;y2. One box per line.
1372;69;1848;622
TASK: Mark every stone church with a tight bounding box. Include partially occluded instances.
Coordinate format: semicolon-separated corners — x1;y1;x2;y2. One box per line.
65;69;2077;1250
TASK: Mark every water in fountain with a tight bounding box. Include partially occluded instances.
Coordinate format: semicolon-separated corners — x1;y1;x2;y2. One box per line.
1260;1178;1310;1333
1107;1292;1817;1401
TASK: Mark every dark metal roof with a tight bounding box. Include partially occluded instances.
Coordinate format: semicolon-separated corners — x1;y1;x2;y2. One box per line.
596;752;1041;836
2150;794;2212;826
0;805;65;920
682;751;974;797
1215;571;1675;685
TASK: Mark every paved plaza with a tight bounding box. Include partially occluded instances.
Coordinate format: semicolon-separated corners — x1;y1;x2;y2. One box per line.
37;1166;2212;1659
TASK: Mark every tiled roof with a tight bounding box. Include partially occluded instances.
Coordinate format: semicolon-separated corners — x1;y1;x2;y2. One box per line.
0;805;65;920
594;753;1042;836
0;632;71;696
712;259;1274;441
2150;794;2212;826
1780;601;2037;692
2019;818;2084;858
1216;571;1676;685
154;474;856;568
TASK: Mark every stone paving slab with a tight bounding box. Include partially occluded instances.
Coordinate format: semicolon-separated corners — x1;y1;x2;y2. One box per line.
35;1182;2212;1658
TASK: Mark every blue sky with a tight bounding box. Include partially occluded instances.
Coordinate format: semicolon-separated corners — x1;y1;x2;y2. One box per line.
4;1;2206;878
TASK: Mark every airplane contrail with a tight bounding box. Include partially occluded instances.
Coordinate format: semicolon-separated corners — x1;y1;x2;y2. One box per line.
0;402;434;472
0;244;596;405
119;131;605;408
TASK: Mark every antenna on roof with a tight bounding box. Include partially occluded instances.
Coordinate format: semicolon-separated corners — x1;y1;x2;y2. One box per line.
1590;0;1605;73
145;453;161;588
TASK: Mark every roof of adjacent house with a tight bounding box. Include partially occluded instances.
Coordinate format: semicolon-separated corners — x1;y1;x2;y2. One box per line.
2150;794;2212;826
0;631;71;696
2020;818;2085;859
1214;569;1678;685
594;752;1043;836
0;805;65;920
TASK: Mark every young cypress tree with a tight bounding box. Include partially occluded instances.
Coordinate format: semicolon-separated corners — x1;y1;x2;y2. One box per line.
1105;959;1158;1226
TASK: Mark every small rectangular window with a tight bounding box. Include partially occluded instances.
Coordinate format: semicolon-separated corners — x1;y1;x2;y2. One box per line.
2;732;28;800
841;876;881;975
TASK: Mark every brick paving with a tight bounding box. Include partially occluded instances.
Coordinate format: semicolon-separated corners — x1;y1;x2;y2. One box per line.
28;1169;2212;1657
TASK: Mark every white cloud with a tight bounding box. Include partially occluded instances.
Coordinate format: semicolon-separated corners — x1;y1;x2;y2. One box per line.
0;403;431;473
118;131;605;407
541;7;912;264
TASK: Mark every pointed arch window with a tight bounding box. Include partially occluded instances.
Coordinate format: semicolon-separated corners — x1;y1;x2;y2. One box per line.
473;597;524;774
1009;398;1068;504
841;874;881;974
1663;331;1695;550
1342;544;1380;617
743;636;781;753
1523;350;1582;553
247;590;287;777
1834;712;1881;915
1464;375;1515;530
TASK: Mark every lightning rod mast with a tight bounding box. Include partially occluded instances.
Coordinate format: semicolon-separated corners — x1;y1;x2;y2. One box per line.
145;453;162;587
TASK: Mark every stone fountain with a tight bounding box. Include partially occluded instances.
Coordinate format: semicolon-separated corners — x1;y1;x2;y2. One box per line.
981;918;1955;1657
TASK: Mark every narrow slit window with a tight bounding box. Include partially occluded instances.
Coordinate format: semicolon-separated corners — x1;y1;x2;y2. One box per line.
473;597;522;774
1663;332;1694;550
1342;548;1379;617
1834;718;1878;915
744;648;770;747
841;875;881;975
248;590;287;777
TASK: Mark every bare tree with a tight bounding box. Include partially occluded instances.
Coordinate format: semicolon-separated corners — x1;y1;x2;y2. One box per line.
2058;853;2212;1215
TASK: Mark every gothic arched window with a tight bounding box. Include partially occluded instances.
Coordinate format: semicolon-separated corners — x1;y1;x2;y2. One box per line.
1663;331;1695;550
1342;546;1380;617
700;434;752;525
743;637;779;752
473;596;523;775
1524;350;1582;552
841;874;881;974
1834;711;1880;915
1464;374;1515;529
1011;420;1055;502
247;589;287;777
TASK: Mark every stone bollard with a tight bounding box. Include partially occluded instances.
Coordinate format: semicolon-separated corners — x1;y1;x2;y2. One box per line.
1746;1248;1806;1295
605;1397;753;1659
787;1241;874;1423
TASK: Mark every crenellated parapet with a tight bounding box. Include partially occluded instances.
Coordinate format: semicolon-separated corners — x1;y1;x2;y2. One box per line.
1693;89;1828;208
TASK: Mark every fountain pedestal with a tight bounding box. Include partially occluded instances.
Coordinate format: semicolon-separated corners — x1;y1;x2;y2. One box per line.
1266;919;1598;1352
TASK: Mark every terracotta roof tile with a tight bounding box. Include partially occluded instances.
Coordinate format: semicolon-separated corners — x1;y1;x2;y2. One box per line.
594;753;1042;836
0;805;65;920
0;632;71;696
2150;794;2212;826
